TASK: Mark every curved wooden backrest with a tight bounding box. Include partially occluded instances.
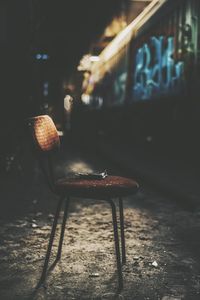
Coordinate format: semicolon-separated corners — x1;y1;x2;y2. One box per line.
28;115;60;154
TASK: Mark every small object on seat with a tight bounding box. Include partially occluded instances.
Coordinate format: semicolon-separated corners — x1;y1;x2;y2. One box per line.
28;115;139;291
76;169;108;179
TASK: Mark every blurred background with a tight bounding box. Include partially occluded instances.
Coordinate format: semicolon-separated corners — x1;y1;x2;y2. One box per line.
0;0;200;200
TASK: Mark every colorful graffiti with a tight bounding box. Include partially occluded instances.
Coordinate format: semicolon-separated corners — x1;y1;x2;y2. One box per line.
133;36;184;101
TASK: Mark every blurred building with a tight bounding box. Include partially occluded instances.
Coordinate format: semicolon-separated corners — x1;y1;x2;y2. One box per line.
76;0;152;102
74;0;200;153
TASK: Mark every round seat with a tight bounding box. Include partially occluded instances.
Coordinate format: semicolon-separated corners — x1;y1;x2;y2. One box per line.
55;175;139;199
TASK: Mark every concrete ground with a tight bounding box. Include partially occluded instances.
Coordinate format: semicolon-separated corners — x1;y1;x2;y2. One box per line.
0;143;200;300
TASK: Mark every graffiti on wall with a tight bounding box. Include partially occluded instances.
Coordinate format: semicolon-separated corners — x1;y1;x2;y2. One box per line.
133;36;184;101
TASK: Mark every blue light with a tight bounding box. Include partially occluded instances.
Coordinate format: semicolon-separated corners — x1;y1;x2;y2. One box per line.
36;54;42;60
42;54;49;60
133;36;184;101
35;53;49;60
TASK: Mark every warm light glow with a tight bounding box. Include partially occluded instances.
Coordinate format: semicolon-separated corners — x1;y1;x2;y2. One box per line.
78;55;101;70
89;56;100;62
81;94;91;105
91;0;168;76
64;95;73;112
77;54;91;71
104;16;127;37
66;161;93;174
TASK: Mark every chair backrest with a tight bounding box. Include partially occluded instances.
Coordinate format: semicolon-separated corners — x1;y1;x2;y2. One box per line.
28;115;60;192
28;115;60;154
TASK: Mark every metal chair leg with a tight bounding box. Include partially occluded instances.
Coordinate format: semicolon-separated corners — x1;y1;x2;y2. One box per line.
107;199;123;290
119;197;126;264
39;197;63;284
56;197;70;260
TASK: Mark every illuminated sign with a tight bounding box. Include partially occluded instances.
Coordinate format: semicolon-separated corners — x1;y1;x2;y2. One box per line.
133;36;184;100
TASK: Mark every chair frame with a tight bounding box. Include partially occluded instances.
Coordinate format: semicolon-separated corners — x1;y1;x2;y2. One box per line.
39;196;126;290
28;115;135;291
37;154;126;290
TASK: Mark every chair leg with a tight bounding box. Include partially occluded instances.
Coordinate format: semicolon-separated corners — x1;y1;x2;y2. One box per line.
119;197;126;264
39;197;63;285
107;199;123;291
56;197;70;260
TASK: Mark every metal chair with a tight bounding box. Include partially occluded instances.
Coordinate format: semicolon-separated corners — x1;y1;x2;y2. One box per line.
28;115;139;290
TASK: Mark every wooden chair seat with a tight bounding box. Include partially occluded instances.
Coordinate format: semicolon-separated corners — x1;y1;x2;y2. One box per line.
55;175;139;199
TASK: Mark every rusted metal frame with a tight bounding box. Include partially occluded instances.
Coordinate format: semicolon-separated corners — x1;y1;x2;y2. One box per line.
119;197;126;265
106;198;123;291
39;196;64;285
38;194;125;290
56;197;70;260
